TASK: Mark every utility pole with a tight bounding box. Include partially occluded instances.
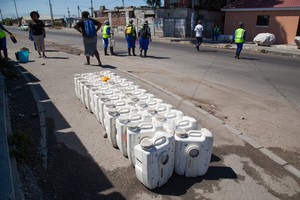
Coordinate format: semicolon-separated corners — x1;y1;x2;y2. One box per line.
12;0;20;26
48;0;54;26
77;6;80;18
0;9;3;21
122;0;125;7
90;0;93;18
67;7;70;18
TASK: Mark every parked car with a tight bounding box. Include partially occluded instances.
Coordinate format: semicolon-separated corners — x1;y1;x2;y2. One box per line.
20;23;29;31
45;22;52;27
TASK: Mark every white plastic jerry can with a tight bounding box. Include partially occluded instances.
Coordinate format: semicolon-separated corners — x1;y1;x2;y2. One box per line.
134;131;175;190
83;83;95;111
116;116;131;156
92;87;111;121
104;108;119;148
127;123;157;166
176;116;198;131
163;110;184;134
122;85;141;94
142;108;158;121
156;103;174;116
96;95;110;125
138;93;155;102
79;80;88;104
146;98;164;109
174;128;213;177
103;102;116;132
130;89;147;97
74;74;83;98
89;85;103;114
136;101;148;112
152;115;167;131
106;106;138;148
116;113;151;157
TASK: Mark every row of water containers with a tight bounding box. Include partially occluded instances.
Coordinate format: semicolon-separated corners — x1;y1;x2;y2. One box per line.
74;70;213;190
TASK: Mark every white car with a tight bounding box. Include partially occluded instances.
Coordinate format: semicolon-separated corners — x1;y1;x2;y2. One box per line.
20;23;29;31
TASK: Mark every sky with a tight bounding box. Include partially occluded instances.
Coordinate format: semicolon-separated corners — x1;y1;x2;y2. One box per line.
0;0;151;19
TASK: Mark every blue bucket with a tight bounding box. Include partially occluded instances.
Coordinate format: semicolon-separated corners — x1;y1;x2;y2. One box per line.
17;51;29;63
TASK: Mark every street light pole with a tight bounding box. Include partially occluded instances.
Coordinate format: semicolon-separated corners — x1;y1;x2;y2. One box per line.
90;0;93;18
12;0;20;26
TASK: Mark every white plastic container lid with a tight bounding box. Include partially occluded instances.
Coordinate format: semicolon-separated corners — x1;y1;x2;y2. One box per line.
140;137;154;150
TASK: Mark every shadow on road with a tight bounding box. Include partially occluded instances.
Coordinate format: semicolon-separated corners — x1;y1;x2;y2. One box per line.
44;56;69;59
11;65;125;199
152;154;237;196
239;57;261;61
101;64;117;69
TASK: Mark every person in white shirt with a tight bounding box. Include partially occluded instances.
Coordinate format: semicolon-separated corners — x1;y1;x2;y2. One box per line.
194;20;204;51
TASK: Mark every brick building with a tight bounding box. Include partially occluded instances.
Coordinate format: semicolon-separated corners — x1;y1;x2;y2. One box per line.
222;0;300;44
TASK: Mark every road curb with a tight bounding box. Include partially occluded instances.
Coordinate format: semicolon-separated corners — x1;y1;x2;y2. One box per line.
0;74;15;200
18;69;48;169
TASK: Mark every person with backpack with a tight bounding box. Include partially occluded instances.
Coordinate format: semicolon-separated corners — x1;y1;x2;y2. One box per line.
124;19;137;56
74;11;102;66
102;20;115;56
138;20;151;57
29;11;46;58
232;22;246;59
0;22;13;59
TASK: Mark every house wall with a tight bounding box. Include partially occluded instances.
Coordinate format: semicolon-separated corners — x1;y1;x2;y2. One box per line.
224;10;300;44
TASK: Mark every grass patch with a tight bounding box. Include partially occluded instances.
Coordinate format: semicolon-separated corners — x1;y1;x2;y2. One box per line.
225;45;232;48
8;128;33;164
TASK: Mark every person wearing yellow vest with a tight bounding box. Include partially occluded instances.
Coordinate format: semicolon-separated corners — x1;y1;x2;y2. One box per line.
232;22;246;59
124;19;137;56
102;20;115;55
0;22;13;59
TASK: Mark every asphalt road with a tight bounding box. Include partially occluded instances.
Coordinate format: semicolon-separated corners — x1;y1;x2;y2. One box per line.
6;26;300;199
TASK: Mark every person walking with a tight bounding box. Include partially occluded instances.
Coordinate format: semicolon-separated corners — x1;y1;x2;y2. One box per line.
0;22;13;59
74;11;102;66
212;25;221;41
29;11;46;58
102;20;115;55
138;21;151;57
232;22;246;59
124;19;137;56
194;20;204;51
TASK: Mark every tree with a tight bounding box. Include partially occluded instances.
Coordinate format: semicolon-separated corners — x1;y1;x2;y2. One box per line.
145;0;161;8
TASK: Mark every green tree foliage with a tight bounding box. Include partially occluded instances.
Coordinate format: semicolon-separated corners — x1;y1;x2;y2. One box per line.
1;18;15;26
145;0;162;8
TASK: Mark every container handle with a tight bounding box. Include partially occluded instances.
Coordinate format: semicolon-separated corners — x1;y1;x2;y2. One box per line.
188;131;202;137
139;123;153;129
154;136;167;146
177;120;189;127
130;114;142;121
